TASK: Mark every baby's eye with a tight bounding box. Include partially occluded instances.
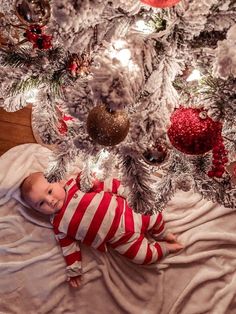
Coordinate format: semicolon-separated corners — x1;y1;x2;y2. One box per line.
39;201;44;207
48;189;52;194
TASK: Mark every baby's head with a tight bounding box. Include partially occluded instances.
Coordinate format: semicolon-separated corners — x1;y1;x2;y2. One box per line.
20;172;66;215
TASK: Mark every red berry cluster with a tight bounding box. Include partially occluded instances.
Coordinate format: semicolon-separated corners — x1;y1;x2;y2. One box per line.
24;25;52;50
208;137;228;178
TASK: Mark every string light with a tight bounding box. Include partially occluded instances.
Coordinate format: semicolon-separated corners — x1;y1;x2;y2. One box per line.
25;88;39;103
116;49;132;66
109;40;132;67
186;69;201;82
134;20;154;34
109;39;131;67
113;39;126;50
89;149;110;178
98;149;110;159
91;164;103;177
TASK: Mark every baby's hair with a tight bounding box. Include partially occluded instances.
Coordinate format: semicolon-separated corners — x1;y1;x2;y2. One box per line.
20;172;43;203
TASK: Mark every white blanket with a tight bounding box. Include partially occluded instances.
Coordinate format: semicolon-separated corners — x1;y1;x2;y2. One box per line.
0;144;236;314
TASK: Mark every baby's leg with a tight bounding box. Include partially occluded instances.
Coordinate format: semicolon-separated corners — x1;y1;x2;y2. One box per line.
143;213;182;250
141;214;183;254
112;233;167;264
146;212;166;239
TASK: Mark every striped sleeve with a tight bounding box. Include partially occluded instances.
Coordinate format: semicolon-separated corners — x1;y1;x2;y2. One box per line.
92;177;129;198
55;232;82;278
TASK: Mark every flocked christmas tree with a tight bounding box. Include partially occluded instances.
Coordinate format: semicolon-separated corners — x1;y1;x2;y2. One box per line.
0;0;236;213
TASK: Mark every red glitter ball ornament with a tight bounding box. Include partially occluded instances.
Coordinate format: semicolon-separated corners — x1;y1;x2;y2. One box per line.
167;108;222;155
140;0;181;8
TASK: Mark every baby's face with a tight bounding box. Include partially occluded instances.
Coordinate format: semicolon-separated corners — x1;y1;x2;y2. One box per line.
26;173;66;215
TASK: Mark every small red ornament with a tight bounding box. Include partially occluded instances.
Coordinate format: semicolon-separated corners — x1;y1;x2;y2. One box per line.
143;142;168;166
167;107;222;155
140;0;181;8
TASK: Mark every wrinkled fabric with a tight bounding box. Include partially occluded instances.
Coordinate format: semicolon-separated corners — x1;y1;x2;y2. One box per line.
0;144;236;314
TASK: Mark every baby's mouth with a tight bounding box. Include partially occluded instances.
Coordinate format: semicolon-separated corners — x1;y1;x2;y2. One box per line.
53;201;59;209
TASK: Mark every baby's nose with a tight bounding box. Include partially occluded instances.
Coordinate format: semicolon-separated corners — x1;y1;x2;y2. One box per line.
46;196;55;205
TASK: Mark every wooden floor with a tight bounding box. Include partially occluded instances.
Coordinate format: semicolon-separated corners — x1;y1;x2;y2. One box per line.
0;106;36;156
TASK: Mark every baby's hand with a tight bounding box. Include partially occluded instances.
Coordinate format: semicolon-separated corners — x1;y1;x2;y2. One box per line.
68;275;83;288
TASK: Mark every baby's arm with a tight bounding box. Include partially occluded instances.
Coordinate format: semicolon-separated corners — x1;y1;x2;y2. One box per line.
91;177;129;198
55;232;83;288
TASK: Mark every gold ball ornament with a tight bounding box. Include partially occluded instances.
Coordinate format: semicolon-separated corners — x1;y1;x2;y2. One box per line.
87;105;130;146
15;0;51;26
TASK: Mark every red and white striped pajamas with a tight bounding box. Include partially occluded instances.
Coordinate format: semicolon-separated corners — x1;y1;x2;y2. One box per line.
51;175;166;278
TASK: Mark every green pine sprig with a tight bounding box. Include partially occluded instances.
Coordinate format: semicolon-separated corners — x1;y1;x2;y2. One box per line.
8;76;43;96
149;13;167;32
49;69;67;98
1;48;34;68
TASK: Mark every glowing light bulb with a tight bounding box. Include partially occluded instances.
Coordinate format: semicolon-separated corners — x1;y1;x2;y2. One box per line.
92;164;103;176
89;149;110;179
109;40;132;67
113;39;126;50
99;149;109;159
116;49;132;66
25;88;39;103
134;20;154;34
186;69;201;82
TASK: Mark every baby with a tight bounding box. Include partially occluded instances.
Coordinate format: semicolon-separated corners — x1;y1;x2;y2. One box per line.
20;172;183;288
